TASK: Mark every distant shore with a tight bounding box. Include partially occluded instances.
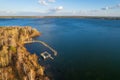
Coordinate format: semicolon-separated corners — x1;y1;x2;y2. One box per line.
0;16;120;20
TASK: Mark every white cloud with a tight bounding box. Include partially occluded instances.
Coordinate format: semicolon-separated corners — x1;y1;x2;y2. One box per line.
38;0;56;6
117;4;120;7
101;6;109;10
56;6;63;10
101;3;120;10
72;11;76;14
38;0;48;5
0;10;17;16
49;6;63;12
0;10;16;14
48;0;55;3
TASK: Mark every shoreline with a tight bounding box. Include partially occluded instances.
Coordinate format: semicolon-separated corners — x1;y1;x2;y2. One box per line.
0;16;120;20
0;26;49;80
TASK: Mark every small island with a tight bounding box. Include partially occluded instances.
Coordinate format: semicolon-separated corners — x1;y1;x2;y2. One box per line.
0;26;49;80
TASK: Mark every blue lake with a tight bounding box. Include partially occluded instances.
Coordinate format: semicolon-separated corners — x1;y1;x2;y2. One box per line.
0;18;120;80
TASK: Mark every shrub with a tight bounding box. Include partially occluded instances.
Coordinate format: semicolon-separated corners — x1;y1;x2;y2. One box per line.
9;46;16;53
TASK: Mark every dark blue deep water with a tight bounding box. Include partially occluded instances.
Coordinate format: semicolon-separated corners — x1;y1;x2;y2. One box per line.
0;18;120;80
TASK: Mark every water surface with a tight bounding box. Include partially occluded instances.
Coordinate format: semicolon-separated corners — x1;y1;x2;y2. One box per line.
0;18;120;80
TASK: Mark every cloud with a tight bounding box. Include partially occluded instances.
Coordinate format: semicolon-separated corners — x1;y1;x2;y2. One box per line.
101;3;120;10
0;10;50;16
57;3;120;16
38;0;55;6
0;10;17;16
56;6;63;10
116;4;120;7
38;0;48;5
48;0;55;3
101;6;109;10
49;6;63;12
0;10;16;14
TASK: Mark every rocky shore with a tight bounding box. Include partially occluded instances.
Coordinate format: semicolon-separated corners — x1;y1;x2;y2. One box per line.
0;26;49;80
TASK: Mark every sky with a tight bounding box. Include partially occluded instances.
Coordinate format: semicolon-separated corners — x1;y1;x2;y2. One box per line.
0;0;120;16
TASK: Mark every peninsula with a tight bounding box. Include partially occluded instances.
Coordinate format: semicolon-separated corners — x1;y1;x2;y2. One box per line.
0;26;49;80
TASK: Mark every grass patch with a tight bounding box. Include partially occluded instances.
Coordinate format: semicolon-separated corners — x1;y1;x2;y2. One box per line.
9;46;16;53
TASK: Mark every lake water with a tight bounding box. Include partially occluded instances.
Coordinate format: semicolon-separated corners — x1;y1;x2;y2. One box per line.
0;18;120;80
